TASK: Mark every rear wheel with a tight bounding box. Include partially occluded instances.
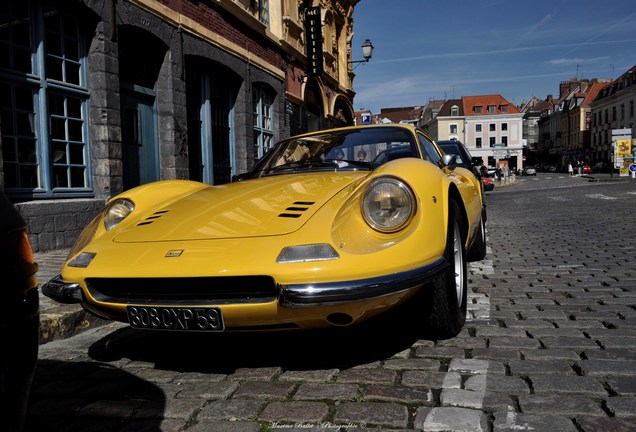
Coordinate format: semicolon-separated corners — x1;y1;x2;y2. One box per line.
424;200;467;339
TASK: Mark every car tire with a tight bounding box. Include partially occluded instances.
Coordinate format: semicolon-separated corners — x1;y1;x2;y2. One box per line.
467;211;487;261
424;200;467;339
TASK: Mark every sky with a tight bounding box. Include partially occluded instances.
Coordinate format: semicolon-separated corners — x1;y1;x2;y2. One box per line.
350;0;636;113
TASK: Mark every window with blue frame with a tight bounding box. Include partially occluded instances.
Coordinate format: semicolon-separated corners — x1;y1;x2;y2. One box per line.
252;85;274;162
259;0;270;29
0;1;90;196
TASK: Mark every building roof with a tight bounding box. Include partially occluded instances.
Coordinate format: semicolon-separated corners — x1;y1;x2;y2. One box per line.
581;81;610;106
437;99;463;117
378;106;422;123
462;94;521;116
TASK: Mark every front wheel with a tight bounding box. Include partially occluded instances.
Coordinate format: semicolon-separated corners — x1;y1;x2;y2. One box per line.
423;200;467;339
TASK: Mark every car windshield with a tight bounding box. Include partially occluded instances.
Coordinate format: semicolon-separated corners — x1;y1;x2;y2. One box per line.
240;127;420;179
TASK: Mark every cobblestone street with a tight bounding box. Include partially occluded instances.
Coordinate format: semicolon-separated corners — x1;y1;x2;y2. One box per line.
28;176;636;432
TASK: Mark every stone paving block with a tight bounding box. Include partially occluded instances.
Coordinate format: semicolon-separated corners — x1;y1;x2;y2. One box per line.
605;396;636;418
465;374;530;394
556;320;606;329
232;381;297;400
474;327;528;337
176;380;239;399
336;368;397;385
529;375;607;395
470;348;521;361
197;399;265;421
582;348;635;361
577;359;636;377
414;406;488;432
364;384;434;404
294;382;359;401
504;319;556;328
606;376;636;395
517;394;605;416
185;420;260;432
131;368;181;384
576;416;636;432
435;336;486;349
536;335;600;349
414;346;466;358
520;348;580;361
334;401;409;429
383;358;441;371
448;358;506;374
172;372;227;384
401;370;460;389
519;310;569;320
277;369;339;383
488;336;542;349
229;367;282;381
440;388;488;409
594;336;636;349
492;411;578;432
508;359;576;375
259;401;330;423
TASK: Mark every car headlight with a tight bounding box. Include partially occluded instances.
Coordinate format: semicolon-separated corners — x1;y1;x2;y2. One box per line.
362;177;416;233
104;198;135;231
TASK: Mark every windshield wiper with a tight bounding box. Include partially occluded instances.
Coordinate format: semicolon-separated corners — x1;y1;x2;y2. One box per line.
268;159;335;172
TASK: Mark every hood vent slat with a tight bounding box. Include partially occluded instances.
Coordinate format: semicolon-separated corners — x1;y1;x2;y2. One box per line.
278;201;315;219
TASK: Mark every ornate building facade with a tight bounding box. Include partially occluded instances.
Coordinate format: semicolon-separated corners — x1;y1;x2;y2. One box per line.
0;0;362;250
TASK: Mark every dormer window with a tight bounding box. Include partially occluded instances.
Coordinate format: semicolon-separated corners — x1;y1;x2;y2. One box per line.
451;105;459;116
474;106;482;113
500;105;508;112
487;105;496;113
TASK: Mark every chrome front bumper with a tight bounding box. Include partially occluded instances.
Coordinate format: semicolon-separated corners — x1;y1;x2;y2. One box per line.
42;275;82;304
42;257;448;307
279;258;448;307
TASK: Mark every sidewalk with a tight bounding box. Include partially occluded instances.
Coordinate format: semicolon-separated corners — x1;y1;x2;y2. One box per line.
36;249;109;344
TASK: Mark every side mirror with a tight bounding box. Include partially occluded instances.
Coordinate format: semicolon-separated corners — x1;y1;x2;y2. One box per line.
441;154;457;167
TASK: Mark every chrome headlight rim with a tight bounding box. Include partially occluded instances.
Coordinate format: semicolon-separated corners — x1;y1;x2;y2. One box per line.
361;176;416;233
103;198;135;231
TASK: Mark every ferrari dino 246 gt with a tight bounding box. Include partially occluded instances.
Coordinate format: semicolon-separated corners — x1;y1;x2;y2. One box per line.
44;124;487;339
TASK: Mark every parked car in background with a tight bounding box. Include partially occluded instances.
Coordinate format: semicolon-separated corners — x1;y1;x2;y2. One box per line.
44;125;488;340
0;191;39;432
437;139;492;199
583;164;593;174
522;166;537;176
436;139;482;179
482;176;495;191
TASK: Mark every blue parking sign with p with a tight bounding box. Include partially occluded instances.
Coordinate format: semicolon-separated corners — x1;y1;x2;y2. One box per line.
361;114;371;124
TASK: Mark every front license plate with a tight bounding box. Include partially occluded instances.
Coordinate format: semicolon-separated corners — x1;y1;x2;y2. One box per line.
127;306;224;332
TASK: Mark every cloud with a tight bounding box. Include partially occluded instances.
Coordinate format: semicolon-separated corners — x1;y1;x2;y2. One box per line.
548;56;610;65
374;40;635;65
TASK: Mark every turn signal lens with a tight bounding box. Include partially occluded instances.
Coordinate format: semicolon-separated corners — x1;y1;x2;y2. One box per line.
362;177;415;233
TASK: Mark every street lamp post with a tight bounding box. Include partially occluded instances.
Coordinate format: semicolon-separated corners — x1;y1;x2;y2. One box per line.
349;39;374;69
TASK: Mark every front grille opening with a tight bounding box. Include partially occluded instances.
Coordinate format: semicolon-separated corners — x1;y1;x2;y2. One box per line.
86;276;277;305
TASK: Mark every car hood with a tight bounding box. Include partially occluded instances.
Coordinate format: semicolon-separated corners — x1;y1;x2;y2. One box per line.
113;173;364;243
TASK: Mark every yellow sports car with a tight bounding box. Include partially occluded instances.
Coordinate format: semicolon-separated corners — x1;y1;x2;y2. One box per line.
44;124;486;339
